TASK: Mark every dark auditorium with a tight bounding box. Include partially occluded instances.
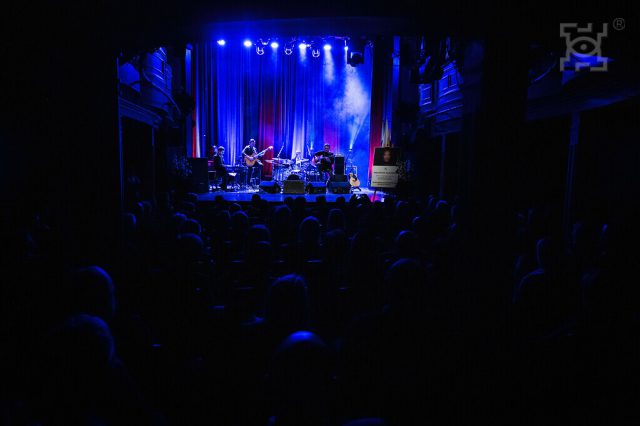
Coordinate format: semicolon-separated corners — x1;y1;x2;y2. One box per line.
2;1;639;425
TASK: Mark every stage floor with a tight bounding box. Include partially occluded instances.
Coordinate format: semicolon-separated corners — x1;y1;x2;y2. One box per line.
197;186;385;203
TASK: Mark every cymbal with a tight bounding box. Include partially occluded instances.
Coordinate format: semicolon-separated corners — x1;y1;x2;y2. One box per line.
296;158;309;163
265;159;274;163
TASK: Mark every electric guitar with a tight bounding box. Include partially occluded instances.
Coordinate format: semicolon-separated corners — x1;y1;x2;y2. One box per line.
244;146;273;166
349;172;361;188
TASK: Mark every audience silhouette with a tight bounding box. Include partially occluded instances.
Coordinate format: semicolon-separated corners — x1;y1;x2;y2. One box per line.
3;191;638;425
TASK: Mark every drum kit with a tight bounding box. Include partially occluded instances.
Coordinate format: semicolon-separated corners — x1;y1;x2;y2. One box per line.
266;157;322;183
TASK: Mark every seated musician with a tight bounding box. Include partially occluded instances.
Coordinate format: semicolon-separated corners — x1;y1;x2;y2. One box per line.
208;144;217;159
313;143;335;181
213;146;230;190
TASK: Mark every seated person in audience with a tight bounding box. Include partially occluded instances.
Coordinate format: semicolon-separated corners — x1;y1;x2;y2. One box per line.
266;331;335;426
37;314;155;425
512;237;568;336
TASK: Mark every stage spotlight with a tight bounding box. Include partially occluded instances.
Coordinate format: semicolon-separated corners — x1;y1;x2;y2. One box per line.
347;39;366;66
323;43;331;50
299;42;307;49
284;44;293;55
244;40;252;48
348;51;364;66
217;39;226;46
271;41;279;49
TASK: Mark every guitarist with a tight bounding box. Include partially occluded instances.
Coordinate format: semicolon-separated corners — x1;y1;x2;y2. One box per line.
313;143;335;181
242;138;262;187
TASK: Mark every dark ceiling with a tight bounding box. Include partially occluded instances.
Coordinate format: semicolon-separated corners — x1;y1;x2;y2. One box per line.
8;0;637;50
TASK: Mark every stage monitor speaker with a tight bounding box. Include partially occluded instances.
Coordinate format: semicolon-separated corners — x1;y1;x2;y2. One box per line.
327;180;351;194
306;182;326;194
334;155;345;175
188;158;209;193
259;181;280;194
283;179;306;194
330;173;348;183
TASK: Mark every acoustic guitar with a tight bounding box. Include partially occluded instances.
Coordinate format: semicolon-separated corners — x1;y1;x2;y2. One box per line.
244;146;273;166
349;172;361;188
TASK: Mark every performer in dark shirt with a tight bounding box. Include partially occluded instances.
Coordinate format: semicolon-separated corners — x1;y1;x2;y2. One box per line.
313;143;335;181
242;138;262;187
208;144;217;159
213;146;230;190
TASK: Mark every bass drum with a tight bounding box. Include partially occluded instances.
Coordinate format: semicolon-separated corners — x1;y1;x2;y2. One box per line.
288;166;305;181
304;164;321;182
284;169;305;180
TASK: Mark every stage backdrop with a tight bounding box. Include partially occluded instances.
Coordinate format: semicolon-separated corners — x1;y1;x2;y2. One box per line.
192;41;373;177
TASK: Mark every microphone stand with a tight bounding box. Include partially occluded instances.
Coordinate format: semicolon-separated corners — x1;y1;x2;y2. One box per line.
274;142;285;182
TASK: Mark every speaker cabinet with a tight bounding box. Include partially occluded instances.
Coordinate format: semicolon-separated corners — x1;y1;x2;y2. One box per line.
306;182;326;194
283;180;306;194
259;181;281;194
327;180;351;194
188;158;209;193
334;155;345;175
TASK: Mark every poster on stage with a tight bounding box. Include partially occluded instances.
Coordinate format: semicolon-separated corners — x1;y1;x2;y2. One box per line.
371;147;401;188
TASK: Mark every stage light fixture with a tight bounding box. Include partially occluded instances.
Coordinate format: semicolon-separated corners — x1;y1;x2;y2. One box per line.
243;40;252;48
299;42;307;49
347;38;366;66
312;48;320;58
256;46;265;55
323;43;331;50
284;44;293;55
217;39;226;46
271;41;279;48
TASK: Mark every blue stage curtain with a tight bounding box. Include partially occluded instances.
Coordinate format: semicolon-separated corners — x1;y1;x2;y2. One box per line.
193;42;373;177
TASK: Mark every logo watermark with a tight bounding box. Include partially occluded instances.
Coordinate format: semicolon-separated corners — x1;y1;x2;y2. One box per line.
612;18;625;31
560;22;608;72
